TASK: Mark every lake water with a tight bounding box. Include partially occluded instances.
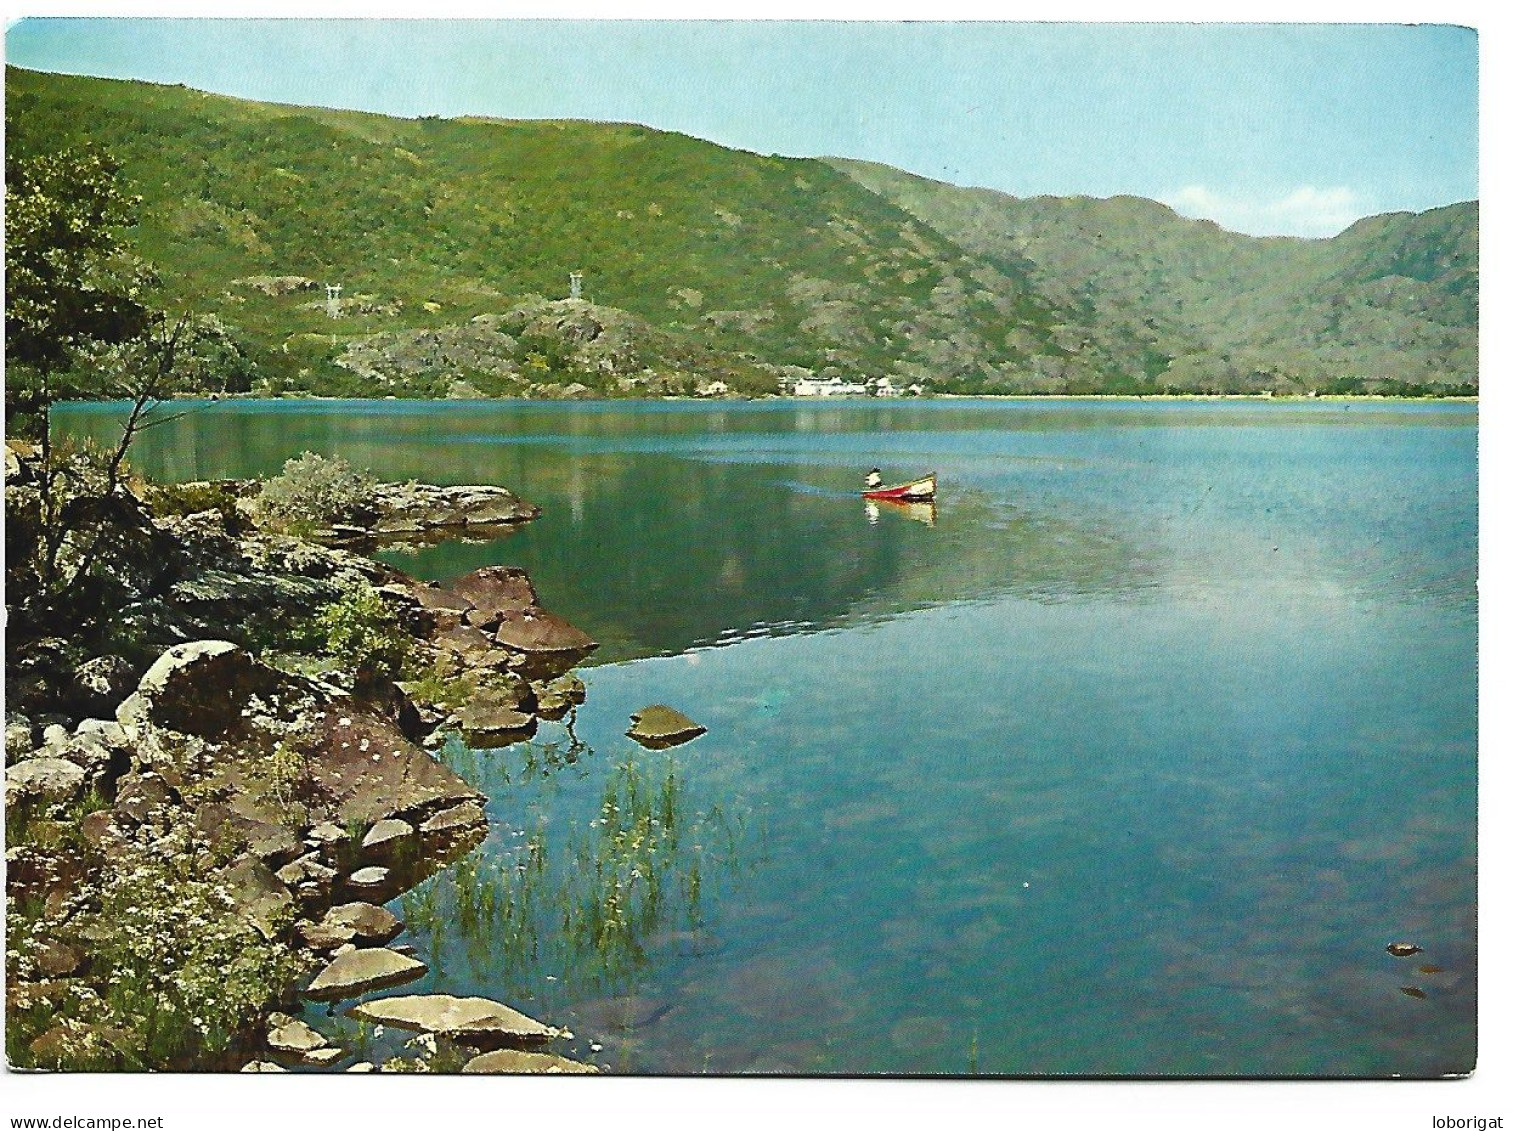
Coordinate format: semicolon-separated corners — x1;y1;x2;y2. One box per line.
55;397;1478;1076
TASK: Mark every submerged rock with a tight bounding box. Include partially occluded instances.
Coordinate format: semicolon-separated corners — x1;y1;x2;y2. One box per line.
419;801;487;837
462;1049;599;1074
572;993;675;1034
304;947;427;1001
347;993;568;1048
626;705;707;749
532;673;586;721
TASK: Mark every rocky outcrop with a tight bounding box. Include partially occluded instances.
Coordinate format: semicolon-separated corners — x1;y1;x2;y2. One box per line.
363;482;539;537
5;444;595;1072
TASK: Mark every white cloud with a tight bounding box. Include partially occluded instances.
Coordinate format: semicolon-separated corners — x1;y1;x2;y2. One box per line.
1162;184;1372;238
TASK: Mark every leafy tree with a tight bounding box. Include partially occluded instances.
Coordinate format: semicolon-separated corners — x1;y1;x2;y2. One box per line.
5;146;155;437
4;148;219;624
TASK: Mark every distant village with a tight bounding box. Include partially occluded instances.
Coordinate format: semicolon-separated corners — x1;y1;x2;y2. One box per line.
697;374;925;398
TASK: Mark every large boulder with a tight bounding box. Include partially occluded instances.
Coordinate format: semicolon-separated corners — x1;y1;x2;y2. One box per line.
347;994;569;1048
5;756;86;808
123;641;279;738
303;711;483;827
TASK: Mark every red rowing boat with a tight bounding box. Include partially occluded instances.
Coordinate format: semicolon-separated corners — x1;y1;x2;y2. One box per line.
862;473;936;501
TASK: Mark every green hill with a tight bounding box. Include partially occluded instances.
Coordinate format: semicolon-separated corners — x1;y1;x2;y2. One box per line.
5;66;1477;397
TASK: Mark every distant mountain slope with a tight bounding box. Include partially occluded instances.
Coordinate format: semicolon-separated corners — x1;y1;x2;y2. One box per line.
6;66;1132;397
5;67;1476;397
830;159;1477;392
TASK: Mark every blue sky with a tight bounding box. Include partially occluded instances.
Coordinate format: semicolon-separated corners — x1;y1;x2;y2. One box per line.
4;17;1478;237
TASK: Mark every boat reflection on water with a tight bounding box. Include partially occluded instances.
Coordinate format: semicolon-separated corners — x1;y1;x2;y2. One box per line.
864;498;937;527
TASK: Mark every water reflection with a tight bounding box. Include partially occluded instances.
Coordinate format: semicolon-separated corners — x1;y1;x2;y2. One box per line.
55;400;1154;663
865;498;937;526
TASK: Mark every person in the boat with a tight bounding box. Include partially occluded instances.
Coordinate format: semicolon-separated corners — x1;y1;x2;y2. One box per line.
865;468;884;490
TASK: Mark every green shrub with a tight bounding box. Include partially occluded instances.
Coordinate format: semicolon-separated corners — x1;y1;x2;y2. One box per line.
251;451;374;531
147;480;249;532
314;583;411;681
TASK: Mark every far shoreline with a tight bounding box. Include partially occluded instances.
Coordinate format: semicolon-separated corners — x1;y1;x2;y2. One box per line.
51;391;1479;411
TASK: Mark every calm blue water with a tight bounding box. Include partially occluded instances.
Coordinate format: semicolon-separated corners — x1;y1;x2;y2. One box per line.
56;398;1478;1075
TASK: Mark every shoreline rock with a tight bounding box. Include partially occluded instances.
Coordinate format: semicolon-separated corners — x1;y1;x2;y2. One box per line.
347;994;570;1049
4;447;595;1072
304;948;428;1002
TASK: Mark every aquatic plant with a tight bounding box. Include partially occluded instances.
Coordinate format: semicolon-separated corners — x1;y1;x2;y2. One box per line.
402;749;743;993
